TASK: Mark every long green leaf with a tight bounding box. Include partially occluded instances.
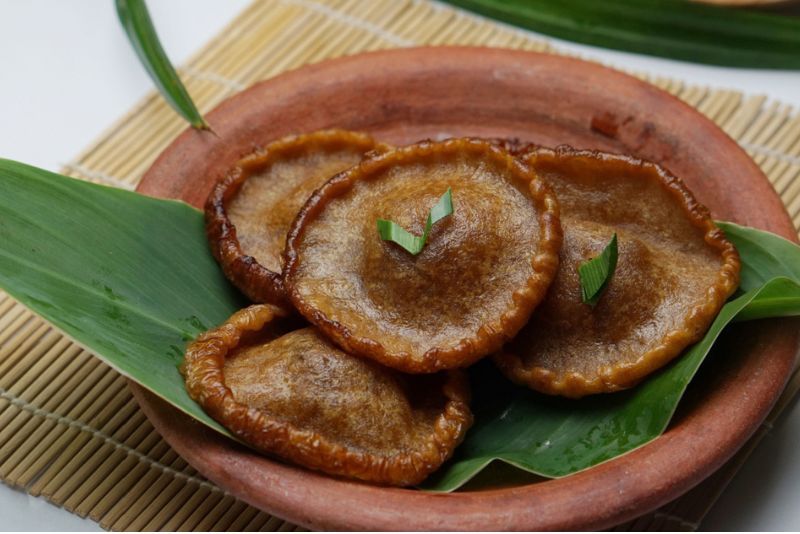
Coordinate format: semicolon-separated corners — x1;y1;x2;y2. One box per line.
0;159;242;434
1;161;799;492
441;0;800;69
115;0;210;129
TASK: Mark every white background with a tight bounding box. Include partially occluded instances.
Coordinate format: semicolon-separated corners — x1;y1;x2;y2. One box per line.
0;0;798;530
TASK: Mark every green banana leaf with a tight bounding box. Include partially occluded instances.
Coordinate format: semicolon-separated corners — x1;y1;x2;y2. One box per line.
0;159;241;435
441;0;800;70
116;0;210;130
718;221;800;291
718;221;800;322
0;160;798;492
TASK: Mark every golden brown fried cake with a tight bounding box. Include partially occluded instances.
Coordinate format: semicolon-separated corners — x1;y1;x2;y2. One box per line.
284;138;562;373
205;130;386;306
494;147;740;398
183;304;472;486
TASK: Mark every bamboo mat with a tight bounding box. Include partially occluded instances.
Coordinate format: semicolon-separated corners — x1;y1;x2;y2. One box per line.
2;0;800;531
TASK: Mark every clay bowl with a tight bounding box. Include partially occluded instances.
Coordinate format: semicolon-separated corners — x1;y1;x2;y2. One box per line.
132;47;799;530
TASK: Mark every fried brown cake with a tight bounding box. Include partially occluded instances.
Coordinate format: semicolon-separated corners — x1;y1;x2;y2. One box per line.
183;304;472;486
283;138;562;373
494;147;740;398
205;130;386;306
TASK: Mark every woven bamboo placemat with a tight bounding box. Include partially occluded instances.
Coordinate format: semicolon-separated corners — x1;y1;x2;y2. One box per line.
2;0;799;530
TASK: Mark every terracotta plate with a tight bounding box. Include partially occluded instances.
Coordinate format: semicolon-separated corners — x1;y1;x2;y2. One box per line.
132;47;800;530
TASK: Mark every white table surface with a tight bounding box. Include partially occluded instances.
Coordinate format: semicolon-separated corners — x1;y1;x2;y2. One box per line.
0;1;798;531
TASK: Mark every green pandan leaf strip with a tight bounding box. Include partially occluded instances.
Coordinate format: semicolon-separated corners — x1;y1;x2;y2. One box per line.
377;187;453;255
579;233;618;306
